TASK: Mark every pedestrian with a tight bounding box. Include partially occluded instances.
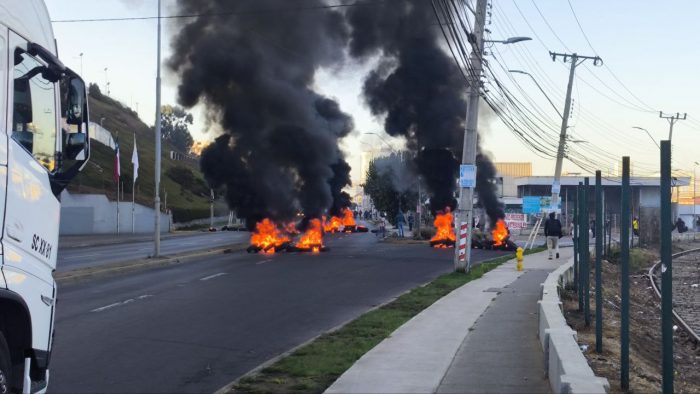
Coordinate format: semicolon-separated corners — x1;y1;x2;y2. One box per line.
408;213;415;232
632;217;639;237
544;211;563;260
675;217;688;233
380;215;387;238
590;220;596;238
396;210;406;237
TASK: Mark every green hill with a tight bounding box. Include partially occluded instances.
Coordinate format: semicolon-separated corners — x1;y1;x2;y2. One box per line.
67;91;213;223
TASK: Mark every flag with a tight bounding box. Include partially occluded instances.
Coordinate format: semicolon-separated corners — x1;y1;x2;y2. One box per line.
113;140;120;183
131;134;139;182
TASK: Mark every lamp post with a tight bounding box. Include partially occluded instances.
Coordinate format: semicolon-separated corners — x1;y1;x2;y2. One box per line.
454;0;531;272
631;126;660;149
508;69;562;118
695;162;699;230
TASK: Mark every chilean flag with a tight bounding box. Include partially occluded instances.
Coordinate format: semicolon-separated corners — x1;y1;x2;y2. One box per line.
113;141;120;183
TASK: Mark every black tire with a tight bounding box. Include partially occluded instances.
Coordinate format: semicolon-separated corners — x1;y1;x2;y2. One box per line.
0;332;11;394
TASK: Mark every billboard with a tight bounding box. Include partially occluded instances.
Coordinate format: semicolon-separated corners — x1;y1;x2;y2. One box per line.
522;196;561;214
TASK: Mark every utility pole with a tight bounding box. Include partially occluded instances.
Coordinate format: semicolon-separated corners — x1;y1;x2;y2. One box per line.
659;111;686;144
549;52;602;210
154;0;162;256
454;0;487;273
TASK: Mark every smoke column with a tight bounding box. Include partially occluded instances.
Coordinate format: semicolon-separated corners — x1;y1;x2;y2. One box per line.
345;1;464;213
168;0;353;228
346;2;503;222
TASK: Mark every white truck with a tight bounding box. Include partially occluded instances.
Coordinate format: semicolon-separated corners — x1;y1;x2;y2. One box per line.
0;1;90;392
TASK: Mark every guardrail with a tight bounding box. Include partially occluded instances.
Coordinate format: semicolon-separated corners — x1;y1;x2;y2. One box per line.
538;258;609;393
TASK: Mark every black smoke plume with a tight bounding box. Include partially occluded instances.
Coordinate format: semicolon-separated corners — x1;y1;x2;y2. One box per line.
345;1;465;213
346;3;503;220
475;153;505;226
168;0;353;228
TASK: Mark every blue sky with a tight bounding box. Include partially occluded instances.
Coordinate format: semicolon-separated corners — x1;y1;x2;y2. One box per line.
45;0;700;183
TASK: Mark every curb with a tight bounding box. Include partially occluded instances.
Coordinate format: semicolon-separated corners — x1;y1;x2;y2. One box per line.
213;273;439;394
54;243;247;284
538;257;610;394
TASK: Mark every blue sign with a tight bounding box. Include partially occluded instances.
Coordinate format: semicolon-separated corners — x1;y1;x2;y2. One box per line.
522;196;561;214
522;196;541;214
459;164;476;188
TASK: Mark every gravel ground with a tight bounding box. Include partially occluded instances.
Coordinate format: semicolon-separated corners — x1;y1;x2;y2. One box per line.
563;250;700;393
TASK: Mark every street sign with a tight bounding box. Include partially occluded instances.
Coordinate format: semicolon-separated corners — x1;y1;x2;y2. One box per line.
459;165;476;188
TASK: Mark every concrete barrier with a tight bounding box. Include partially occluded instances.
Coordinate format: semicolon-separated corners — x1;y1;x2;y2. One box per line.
538;258;610;393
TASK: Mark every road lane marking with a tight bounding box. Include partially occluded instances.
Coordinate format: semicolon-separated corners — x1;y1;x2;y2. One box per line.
200;272;227;281
256;259;273;265
91;295;153;313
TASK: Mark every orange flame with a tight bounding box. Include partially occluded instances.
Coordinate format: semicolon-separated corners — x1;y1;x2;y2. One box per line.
323;215;342;233
491;219;508;247
284;222;300;235
250;219;289;254
431;210;456;248
296;219;324;253
341;208;356;227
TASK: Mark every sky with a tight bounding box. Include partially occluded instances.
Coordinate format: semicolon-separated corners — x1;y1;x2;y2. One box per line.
45;0;700;186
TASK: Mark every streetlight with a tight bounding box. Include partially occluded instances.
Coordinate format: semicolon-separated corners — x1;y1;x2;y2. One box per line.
455;15;532;272
104;67;109;95
484;36;532;45
79;52;83;75
694;161;699;230
363;132;398;153
508;69;562;119
631;126;660;149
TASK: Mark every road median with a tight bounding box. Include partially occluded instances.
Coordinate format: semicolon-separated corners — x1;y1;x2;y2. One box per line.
55;243;248;284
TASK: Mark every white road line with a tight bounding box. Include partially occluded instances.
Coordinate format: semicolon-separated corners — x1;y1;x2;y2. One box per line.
90;295;153;313
200;272;227;281
256;259;273;265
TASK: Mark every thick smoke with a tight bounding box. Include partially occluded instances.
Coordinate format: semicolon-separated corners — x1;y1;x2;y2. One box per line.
168;0;353;228
345;1;465;213
346;2;503;219
475;152;505;226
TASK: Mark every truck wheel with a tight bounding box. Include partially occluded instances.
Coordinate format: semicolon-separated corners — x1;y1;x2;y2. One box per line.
0;333;11;394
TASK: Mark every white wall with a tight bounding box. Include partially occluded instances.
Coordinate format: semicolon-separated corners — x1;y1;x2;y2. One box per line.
59;191;171;235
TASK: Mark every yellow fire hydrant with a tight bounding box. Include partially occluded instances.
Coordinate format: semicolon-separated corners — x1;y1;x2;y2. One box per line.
516;247;524;271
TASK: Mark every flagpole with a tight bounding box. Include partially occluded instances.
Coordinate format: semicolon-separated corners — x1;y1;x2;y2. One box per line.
132;132;139;233
116;179;120;235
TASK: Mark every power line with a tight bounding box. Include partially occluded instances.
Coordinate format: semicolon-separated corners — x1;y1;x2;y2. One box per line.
51;0;423;23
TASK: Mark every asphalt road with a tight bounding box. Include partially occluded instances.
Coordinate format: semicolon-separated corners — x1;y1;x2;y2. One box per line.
56;231;249;272
48;232;509;393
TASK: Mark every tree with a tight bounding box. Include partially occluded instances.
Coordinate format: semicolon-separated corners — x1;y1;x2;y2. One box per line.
161;105;194;152
88;83;102;98
363;156;418;225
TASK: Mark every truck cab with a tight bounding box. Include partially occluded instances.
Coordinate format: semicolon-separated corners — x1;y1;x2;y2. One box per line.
0;1;90;392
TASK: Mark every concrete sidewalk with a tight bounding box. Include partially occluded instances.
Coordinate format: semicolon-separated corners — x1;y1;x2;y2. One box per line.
326;248;572;394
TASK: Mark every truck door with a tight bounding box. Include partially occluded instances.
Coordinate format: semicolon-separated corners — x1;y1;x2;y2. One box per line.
1;30;60;353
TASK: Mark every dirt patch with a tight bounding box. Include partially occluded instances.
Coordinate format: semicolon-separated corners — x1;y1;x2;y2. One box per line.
563;246;700;393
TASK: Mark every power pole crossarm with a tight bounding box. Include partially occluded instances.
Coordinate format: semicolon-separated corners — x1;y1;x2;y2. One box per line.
659;111;687;143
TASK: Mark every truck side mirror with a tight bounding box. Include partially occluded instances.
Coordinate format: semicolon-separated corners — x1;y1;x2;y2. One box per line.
65;77;85;125
64;132;86;160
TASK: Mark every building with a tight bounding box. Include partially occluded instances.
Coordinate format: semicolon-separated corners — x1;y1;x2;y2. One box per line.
514;175;690;245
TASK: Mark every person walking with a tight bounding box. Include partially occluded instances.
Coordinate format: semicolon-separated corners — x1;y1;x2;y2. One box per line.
544;211;563;260
408;213;415;232
396;210;406;237
632;217;639;237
